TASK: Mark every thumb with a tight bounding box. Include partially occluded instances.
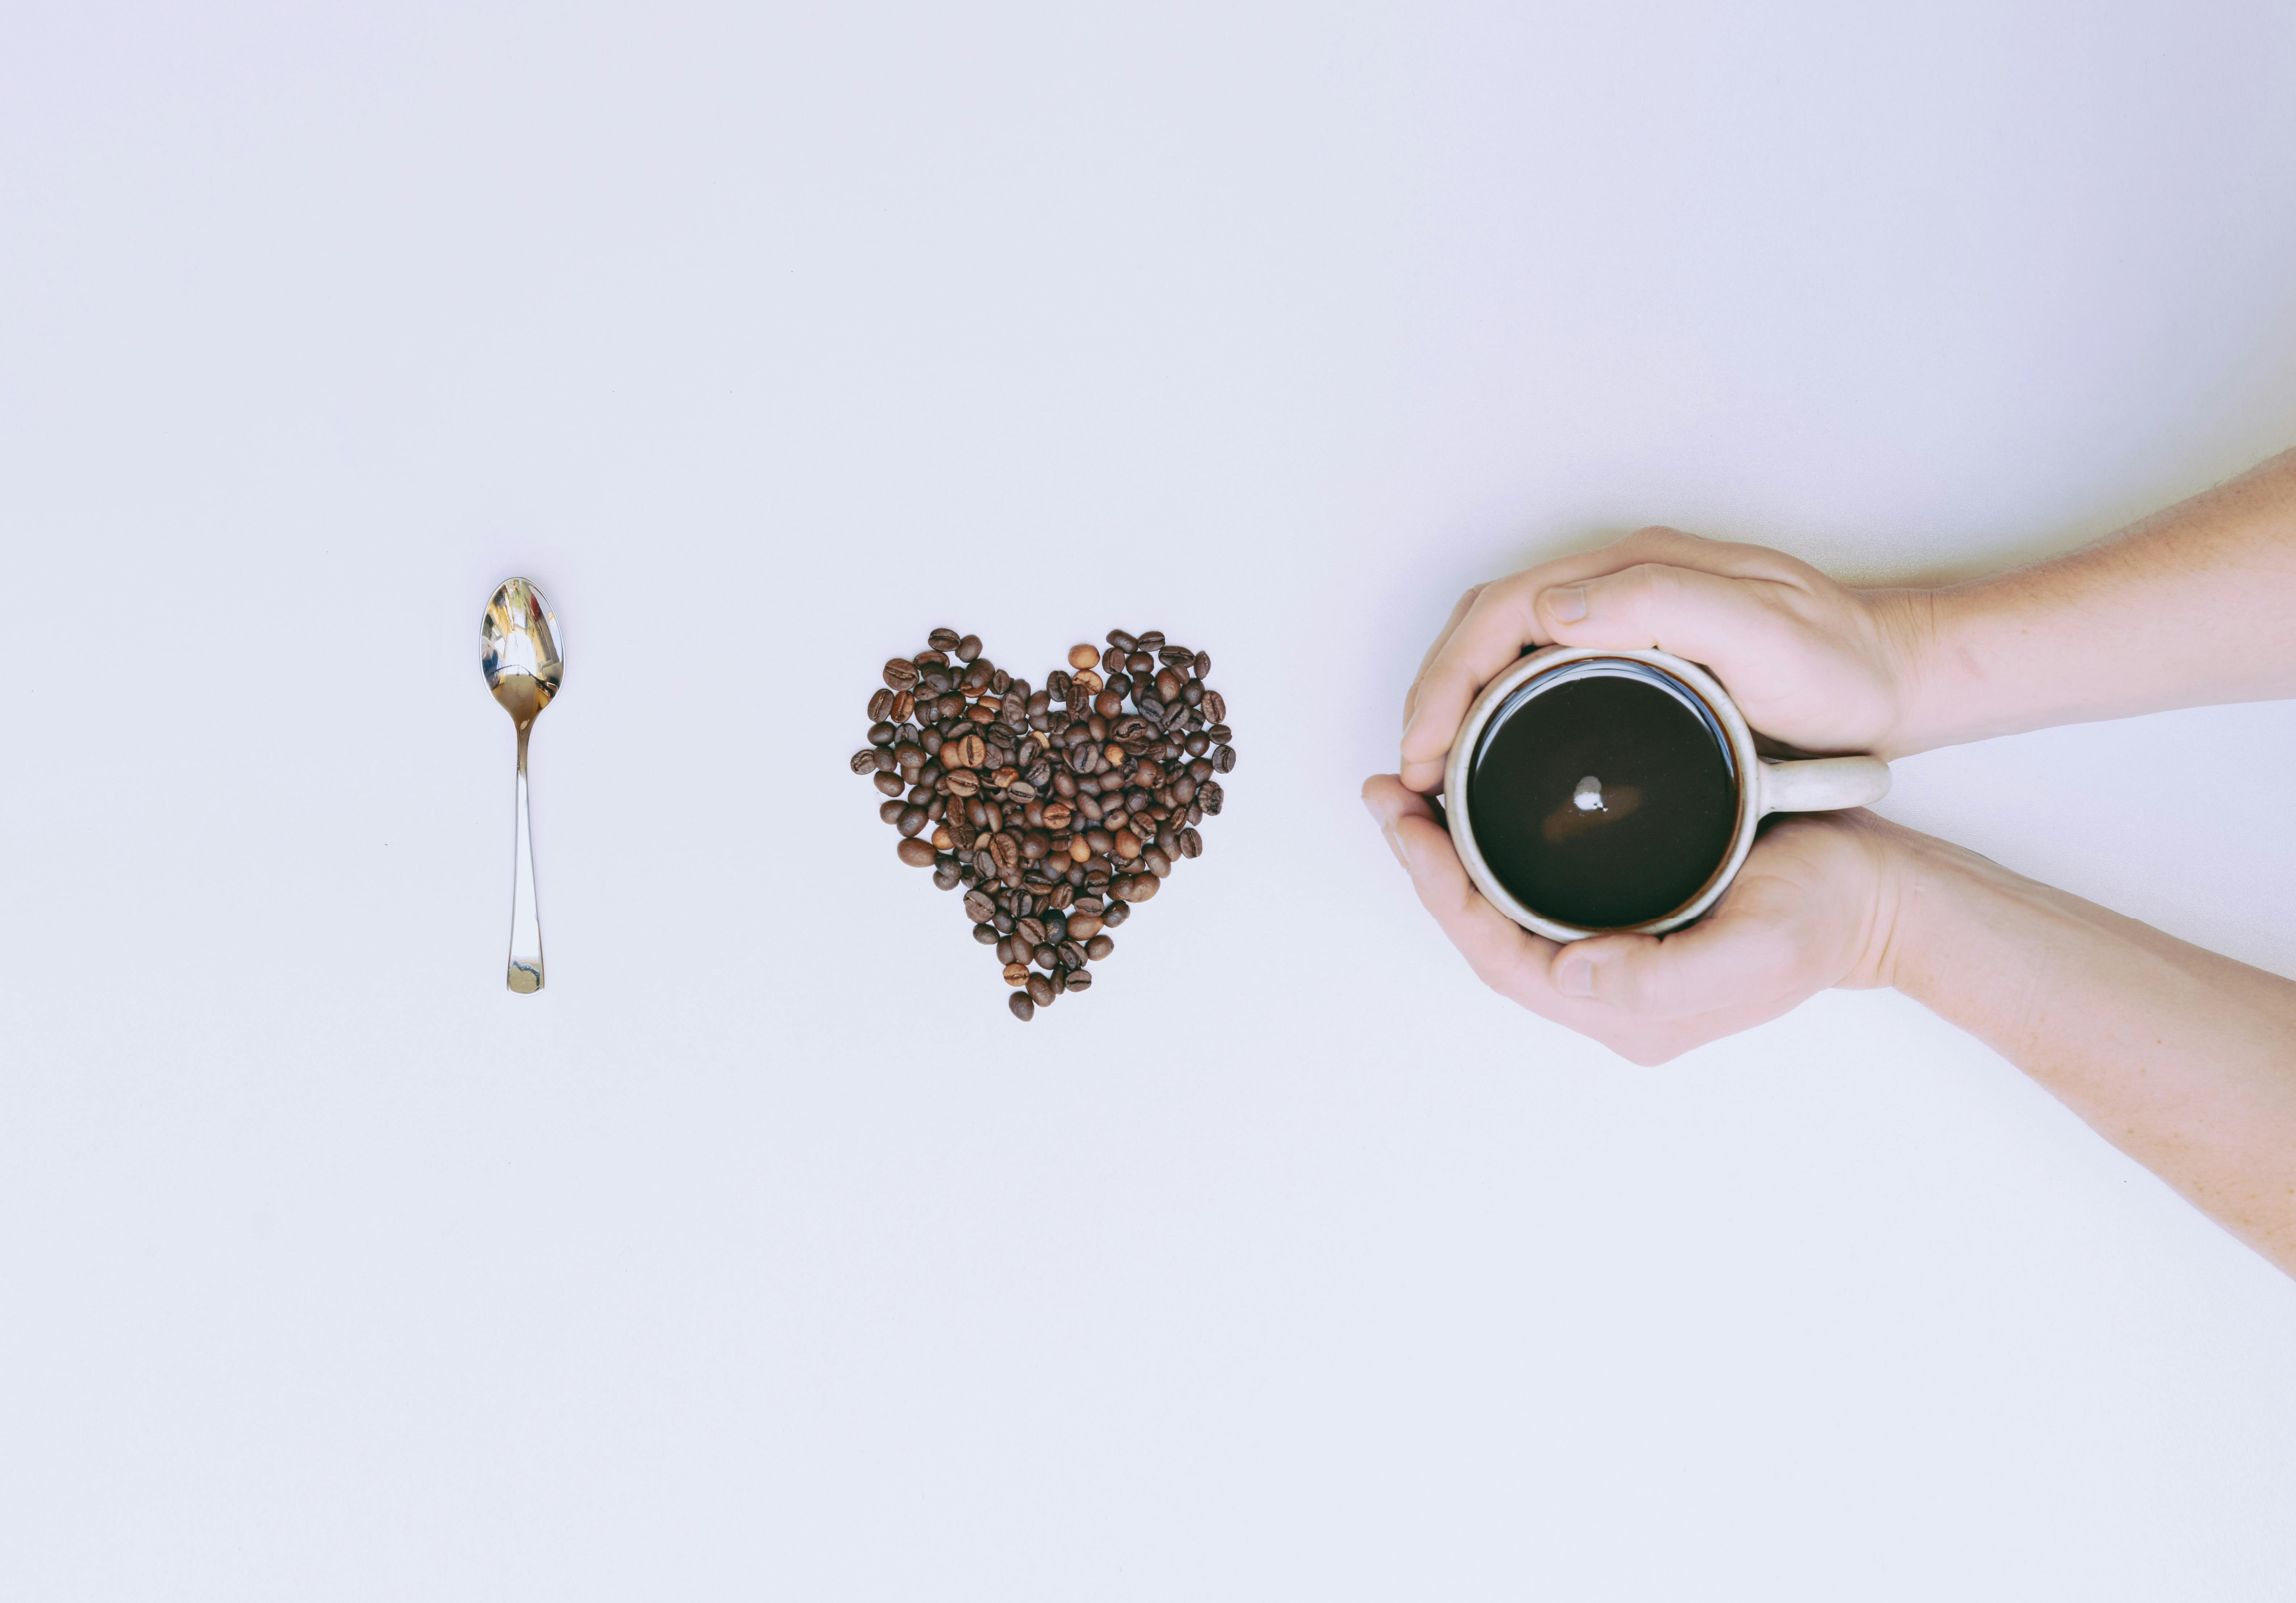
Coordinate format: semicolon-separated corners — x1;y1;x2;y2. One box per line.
1535;563;1798;670
1547;910;1806;1022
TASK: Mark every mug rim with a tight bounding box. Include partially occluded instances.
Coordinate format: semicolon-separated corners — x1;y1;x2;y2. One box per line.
1440;645;1760;943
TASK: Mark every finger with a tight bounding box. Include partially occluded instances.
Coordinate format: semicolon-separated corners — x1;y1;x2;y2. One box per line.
1546;883;1808;1022
1398;527;1761;790
1362;774;1557;993
1402;584;1482;734
1530;562;1808;674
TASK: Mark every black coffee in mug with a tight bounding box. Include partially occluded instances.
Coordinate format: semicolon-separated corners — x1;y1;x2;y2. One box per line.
1464;663;1738;930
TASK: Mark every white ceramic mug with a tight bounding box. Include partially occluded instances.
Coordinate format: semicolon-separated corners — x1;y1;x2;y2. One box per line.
1442;646;1891;943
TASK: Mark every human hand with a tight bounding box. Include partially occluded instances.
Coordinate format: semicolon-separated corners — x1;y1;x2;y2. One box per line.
1360;775;1908;1064
1398;527;1933;792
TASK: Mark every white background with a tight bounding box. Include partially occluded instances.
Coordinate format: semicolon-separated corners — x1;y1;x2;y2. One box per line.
3;1;2295;1596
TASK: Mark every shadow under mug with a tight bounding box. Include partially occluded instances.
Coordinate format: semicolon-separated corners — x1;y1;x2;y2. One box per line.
1442;646;1892;943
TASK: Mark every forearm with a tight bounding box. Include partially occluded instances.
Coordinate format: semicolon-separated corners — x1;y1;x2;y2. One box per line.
1881;827;2296;1276
1882;449;2296;755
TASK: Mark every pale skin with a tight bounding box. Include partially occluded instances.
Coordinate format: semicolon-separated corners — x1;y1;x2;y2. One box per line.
1363;449;2296;1276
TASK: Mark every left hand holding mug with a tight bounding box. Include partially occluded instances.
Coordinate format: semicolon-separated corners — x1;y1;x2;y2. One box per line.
1362;776;1907;1063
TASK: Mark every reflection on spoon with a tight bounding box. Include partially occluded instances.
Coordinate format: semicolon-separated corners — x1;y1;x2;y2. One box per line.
481;578;564;993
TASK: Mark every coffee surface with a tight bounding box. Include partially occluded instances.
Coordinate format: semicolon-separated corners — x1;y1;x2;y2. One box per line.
1466;671;1736;929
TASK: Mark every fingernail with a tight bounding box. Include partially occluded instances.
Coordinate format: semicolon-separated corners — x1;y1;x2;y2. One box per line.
1362;794;1411;870
1554;953;1595;997
1545;586;1587;623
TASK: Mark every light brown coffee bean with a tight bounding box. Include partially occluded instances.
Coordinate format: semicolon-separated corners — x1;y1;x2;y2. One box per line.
1003;962;1030;987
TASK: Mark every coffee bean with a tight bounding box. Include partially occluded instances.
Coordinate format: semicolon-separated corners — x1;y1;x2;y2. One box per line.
1106;629;1137;652
1199;780;1223;814
1137;630;1165;650
1026;974;1054;1007
1085;934;1114;961
952;633;982;663
883;658;920;692
867;688;895;721
1067;912;1103;940
1144;848;1171;876
1066;643;1099;670
1009;991;1035;1021
1048;669;1074;703
1179;827;1202;858
1016;916;1047;947
973;922;998;944
1003;962;1029;987
964;888;996;923
874;773;905;799
850;748;879;775
1207;722;1232;744
927;627;961;652
897;838;936;867
1202;690;1226;723
990;833;1021;877
1193;650;1211;678
1181;680;1203;708
1103;900;1130;927
1064;967;1093;993
1032;944;1056;970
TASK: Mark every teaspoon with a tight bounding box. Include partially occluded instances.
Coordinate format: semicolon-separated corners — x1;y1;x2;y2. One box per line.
480;578;564;993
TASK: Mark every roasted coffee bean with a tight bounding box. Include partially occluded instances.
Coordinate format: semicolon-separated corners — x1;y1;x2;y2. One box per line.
1047;669;1073;703
897;838;936;867
1137;630;1165;650
1026;974;1054;1007
1003;962;1029;987
850;748;879;775
954;633;982;663
1085;934;1114;961
1154;669;1182;701
883;658;920;692
1203;690;1226;723
1032;943;1056;970
1181;680;1204;708
1102;900;1130;927
1214;744;1235;773
1065;643;1099;670
879;798;906;825
1199;780;1223;814
972;922;998;944
1158;646;1192;671
1172;776;1197;805
990;833;1021;876
1207;722;1232;744
1016;917;1047;948
868;721;896;746
1067;911;1103;941
867;688;895;721
1063;967;1093;993
874;772;906;798
933;862;962;889
898;806;928;837
1193;650;1211;677
1106;629;1137;652
1054;939;1083;968
990;667;1011;695
1144;847;1172;876
964;888;997;923
1127;873;1160;902
927;627;961;652
1009;991;1035;1021
1179;827;1202;858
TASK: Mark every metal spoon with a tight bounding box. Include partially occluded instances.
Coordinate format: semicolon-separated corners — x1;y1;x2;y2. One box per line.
481;578;564;993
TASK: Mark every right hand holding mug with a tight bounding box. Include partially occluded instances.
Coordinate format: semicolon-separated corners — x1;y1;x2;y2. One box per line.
1398;526;1932;793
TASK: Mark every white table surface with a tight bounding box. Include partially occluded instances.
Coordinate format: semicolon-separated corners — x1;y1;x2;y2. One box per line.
4;2;2295;1596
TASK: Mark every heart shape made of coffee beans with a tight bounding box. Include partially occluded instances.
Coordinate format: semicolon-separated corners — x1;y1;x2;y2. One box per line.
849;626;1236;1021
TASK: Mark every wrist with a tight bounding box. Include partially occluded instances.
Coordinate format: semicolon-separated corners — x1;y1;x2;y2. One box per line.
1858;585;1956;759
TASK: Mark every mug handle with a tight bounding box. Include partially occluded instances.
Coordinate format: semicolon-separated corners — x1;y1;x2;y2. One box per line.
1757;754;1891;815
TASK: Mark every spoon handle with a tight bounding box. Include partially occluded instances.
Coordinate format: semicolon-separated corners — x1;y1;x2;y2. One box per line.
507;725;544;992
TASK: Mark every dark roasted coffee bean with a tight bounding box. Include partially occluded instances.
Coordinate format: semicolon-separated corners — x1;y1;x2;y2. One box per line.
1158;646;1191;671
1214;744;1235;773
1027;974;1054;1007
1181;679;1203;707
1085;934;1114;961
933;863;962;889
879;798;906;824
1203;690;1226;723
850;749;879;775
1016;917;1047;948
1179;827;1202;858
1172;776;1197;804
1048;669;1073;703
1032;944;1056;970
896;838;936;867
990;668;1011;695
956;633;982;662
1199;780;1223;814
1153;668;1182;701
874;772;906;798
1106;629;1137;652
874;748;898;774
1128;873;1159;901
990;833;1021;876
1064;967;1093;992
1143;847;1171;876
868;721;896;746
928;627;961;652
1207;722;1232;744
1103;900;1130;927
1186;757;1212;781
964;888;996;923
883;658;920;692
973;922;998;945
1093;690;1123;719
1184;732;1210;757
1057;940;1086;968
1137;630;1165;650
867;688;895;721
897;806;929;836
1009;991;1035;1021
